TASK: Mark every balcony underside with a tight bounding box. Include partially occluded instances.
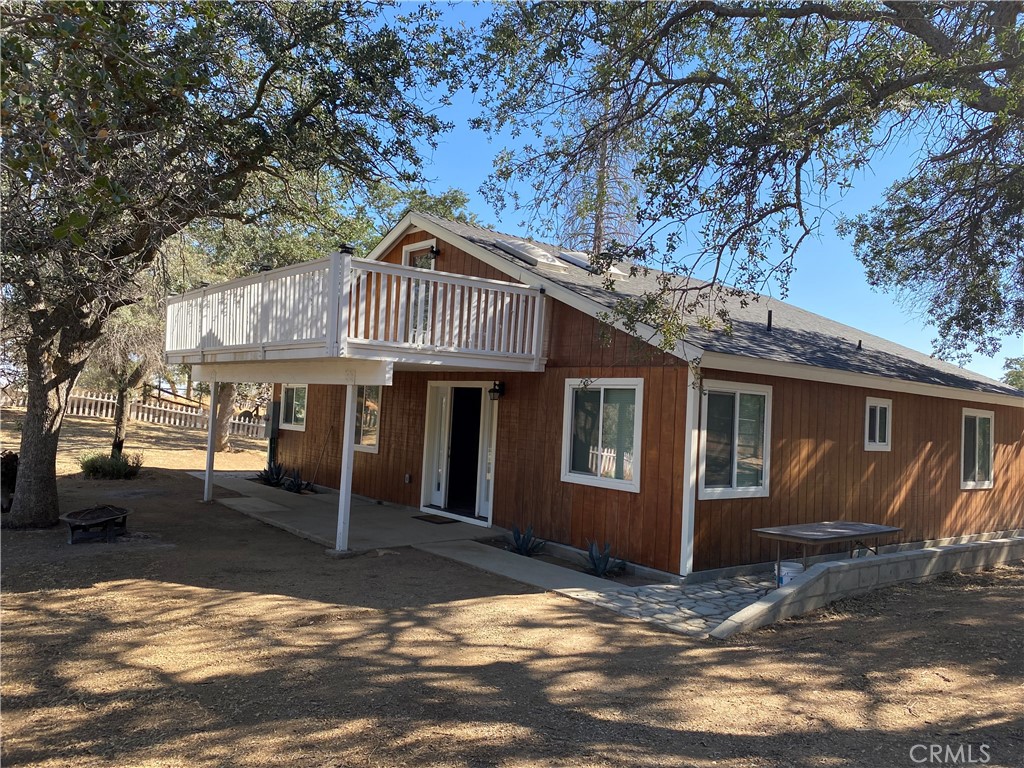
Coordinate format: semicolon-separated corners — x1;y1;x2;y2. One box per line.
169;339;546;376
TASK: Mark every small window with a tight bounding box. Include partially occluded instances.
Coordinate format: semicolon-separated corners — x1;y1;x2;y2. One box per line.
698;381;772;500
402;238;437;269
280;384;307;431
560;378;643;493
354;385;381;453
864;397;892;451
961;408;994;490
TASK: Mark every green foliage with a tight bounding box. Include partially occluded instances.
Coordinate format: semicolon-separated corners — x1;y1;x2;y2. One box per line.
585;540;625;578
1003;357;1024;391
510;525;545;556
0;0;467;525
254;461;287;488
79;452;143;480
474;3;1024;359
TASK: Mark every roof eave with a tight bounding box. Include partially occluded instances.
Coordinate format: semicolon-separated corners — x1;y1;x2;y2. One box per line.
698;351;1024;408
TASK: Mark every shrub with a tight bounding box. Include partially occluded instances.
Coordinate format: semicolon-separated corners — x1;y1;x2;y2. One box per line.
585;540;625;577
254;460;287;487
510;525;545;556
284;469;316;494
80;452;144;480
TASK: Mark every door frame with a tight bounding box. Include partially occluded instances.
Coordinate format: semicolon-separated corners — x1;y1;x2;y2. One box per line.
420;380;498;527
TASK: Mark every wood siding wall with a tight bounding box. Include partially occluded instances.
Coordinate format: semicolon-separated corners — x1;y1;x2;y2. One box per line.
274;230;1024;573
692;369;1024;571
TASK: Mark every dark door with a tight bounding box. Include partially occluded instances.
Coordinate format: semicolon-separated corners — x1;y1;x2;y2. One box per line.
446;387;482;515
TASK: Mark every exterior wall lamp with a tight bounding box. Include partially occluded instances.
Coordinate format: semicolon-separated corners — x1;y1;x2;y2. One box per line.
488;381;505;401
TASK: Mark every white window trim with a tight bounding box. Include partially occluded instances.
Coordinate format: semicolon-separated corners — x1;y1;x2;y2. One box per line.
560;378;643;493
961;407;994;490
353;384;380;454
402;238;437;269
698;380;772;500
279;383;307;432
864;397;893;452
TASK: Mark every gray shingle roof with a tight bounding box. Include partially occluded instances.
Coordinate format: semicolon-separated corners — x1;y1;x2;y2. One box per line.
416;213;1022;399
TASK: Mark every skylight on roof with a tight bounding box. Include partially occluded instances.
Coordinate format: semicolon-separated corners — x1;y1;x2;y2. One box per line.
494;239;567;272
557;250;628;280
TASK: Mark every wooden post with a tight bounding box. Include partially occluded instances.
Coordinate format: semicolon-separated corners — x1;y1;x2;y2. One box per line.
203;380;218;502
334;381;358;551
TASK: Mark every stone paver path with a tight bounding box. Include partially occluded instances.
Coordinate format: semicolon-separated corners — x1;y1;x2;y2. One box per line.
565;575;776;637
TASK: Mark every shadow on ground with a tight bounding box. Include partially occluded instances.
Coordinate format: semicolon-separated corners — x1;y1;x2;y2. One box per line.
2;470;1022;768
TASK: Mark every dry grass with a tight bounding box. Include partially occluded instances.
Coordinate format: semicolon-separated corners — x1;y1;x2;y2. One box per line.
1;406;265;475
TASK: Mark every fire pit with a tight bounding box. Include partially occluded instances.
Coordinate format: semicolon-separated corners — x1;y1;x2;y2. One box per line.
59;505;132;544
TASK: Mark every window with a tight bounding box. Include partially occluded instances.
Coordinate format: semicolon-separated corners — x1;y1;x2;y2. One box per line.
561;378;643;493
402;239;436;344
864;397;892;451
354;385;381;453
698;381;772;499
280;384;307;431
961;408;994;490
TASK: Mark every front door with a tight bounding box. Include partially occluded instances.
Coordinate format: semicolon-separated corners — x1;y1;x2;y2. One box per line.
446;387;482;514
422;382;496;523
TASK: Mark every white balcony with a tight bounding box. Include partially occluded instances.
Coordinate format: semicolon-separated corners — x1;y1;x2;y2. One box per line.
165;253;547;372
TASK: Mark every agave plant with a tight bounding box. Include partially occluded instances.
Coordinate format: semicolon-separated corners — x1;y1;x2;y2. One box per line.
254;460;286;488
586;540;625;577
284;469;307;494
510;525;545;556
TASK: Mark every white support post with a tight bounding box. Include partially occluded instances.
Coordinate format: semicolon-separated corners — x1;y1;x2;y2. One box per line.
679;365;700;575
203;380;219;502
334;381;358;551
337;249;353;357
326;250;341;356
530;292;546;370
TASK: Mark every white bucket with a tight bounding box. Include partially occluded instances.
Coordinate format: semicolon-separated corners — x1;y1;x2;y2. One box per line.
777;561;804;586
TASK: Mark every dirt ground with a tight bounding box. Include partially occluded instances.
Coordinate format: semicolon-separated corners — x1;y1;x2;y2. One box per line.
1;408;266;476
2;419;1023;767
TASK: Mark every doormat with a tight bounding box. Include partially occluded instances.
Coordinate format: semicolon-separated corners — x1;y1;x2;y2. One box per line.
413;514;459;525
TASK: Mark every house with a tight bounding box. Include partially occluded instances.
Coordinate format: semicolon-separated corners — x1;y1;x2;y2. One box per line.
165;212;1024;576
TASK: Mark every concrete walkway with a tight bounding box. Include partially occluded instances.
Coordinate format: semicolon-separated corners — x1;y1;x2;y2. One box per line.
417;540;774;638
203;472;774;637
195;471;489;550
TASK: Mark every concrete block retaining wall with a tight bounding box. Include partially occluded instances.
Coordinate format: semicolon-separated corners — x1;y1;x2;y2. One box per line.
710;536;1024;639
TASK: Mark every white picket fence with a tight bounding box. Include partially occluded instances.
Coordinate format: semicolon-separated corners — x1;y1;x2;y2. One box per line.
589;446;635;481
0;389;265;438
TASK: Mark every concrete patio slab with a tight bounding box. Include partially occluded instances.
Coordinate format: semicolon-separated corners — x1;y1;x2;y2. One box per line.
415;540;615;592
219;497;290;514
192;471;491;551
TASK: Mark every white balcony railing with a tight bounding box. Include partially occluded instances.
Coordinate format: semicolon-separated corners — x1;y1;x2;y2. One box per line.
165;252;546;370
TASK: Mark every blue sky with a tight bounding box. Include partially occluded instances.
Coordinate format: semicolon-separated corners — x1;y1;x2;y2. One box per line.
412;5;1020;382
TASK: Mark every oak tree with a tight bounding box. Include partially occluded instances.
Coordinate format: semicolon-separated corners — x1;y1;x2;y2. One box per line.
1;1;463;526
474;1;1023;359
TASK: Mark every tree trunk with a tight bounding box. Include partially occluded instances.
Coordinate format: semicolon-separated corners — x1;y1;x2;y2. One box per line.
214;382;236;453
111;386;129;459
5;339;87;528
111;364;147;459
185;366;193;401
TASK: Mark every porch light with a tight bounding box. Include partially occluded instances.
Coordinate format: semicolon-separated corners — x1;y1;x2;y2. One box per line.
488;381;505;401
429;245;440;260
338;243;355;257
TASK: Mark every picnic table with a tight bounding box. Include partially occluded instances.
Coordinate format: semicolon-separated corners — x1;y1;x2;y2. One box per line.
753;521;903;577
59;505;132;544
